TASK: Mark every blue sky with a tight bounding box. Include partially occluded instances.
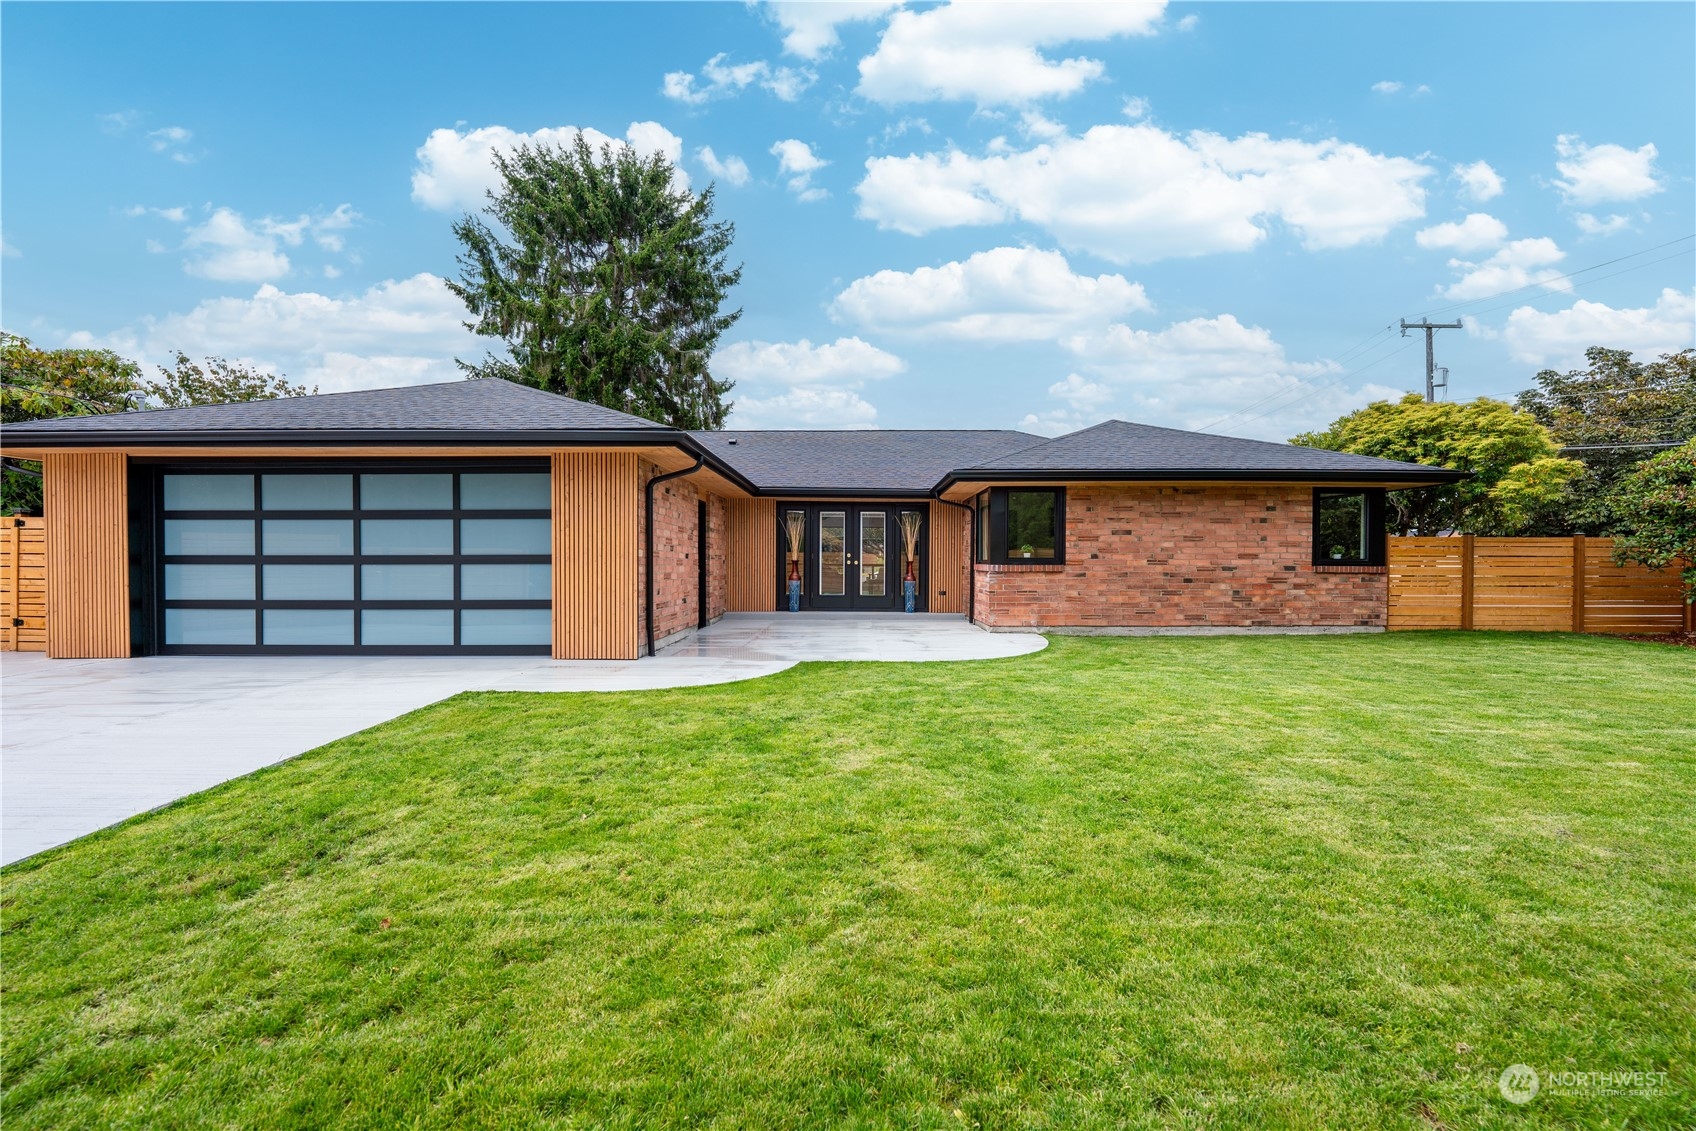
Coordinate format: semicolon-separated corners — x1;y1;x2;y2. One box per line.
3;1;1692;438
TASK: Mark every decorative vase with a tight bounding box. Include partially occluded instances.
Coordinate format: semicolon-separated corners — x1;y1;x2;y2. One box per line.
903;578;916;614
788;578;801;612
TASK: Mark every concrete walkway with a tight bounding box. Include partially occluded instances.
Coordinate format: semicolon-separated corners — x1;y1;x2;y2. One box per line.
1;614;1042;865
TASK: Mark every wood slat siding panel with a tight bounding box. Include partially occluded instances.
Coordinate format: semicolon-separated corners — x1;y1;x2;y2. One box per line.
928;502;968;614
1386;537;1464;630
43;452;130;658
1;518;48;651
723;498;776;611
552;451;640;660
1388;535;1688;634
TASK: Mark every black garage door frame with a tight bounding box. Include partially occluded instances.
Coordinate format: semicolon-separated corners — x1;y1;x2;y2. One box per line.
132;458;553;656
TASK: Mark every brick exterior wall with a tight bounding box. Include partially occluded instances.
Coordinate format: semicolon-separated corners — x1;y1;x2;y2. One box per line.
642;467;730;649
972;484;1386;630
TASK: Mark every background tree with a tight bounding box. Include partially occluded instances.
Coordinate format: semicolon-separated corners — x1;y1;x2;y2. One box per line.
1515;347;1696;534
448;136;742;429
1292;394;1583;535
2;333;143;514
144;351;314;408
1609;438;1696;604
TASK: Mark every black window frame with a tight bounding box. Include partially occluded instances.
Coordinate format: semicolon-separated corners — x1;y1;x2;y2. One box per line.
143;458;553;655
1311;487;1387;567
974;487;1066;565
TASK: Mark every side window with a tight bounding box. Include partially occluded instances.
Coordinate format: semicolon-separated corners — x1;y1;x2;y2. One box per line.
1313;489;1385;566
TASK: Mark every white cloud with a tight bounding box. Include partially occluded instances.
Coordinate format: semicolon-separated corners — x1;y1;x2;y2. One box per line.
177;205;360;283
772;138;829;201
1371;81;1403;94
856;123;1431;263
1;233;19;259
717;336;902;428
697;146;751;187
831;246;1150;341
716;336;905;385
764;1;902;59
1452;160;1505;203
1414;212;1508;253
857;1;1166;106
1552;135;1663;205
1022;312;1402;439
662;53;815;104
729;386;880;428
122;205;188;223
1440;237;1569;301
1120;96;1150;120
411;122;686;212
147;125;191;150
64;274;481;393
1501;288;1695;367
1574;212;1633;237
1175;13;1198;31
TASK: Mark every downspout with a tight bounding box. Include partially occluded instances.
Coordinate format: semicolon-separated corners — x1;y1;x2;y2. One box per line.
645;454;704;657
937;496;976;625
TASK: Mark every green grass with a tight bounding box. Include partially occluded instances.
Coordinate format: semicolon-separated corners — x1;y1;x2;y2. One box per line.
3;633;1694;1129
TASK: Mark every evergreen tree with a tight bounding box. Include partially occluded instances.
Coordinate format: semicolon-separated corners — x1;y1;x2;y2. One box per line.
449;136;742;429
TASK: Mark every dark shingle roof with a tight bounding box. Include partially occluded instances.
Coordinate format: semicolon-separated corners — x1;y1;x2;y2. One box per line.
689;429;1044;493
952;419;1463;482
1;378;666;436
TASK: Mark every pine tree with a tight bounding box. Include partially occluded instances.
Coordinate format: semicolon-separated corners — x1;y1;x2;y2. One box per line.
448;136;742;429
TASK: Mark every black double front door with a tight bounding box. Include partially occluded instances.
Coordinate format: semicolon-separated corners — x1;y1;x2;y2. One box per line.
779;504;923;611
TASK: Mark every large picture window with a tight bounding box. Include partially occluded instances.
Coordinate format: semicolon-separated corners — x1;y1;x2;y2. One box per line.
974;487;1065;564
1312;488;1386;566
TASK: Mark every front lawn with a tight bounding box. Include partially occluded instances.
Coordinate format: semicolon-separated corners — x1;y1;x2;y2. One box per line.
3;633;1692;1129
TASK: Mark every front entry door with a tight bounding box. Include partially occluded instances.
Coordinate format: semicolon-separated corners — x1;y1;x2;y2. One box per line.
789;505;914;611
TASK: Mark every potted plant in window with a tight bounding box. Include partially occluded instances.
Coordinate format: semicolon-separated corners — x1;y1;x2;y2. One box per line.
898;511;923;612
784;511;805;612
1021;543;1033;559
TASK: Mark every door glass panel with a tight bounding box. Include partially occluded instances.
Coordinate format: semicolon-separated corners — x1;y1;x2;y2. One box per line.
163;474;252;511
262;474;352;511
462;563;551;600
165;564;254;600
461;607;550;645
460;472;550;510
165;519;254;555
362;608;454;645
362;564;453;600
461;518;549;555
859;512;886;597
263;608;353;645
165;608;254;645
360;473;452;510
263;564;353;601
263;519;354;555
361;519;453;555
819;511;846;597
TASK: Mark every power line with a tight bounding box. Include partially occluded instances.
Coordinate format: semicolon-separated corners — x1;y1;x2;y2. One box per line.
1409;233;1695;319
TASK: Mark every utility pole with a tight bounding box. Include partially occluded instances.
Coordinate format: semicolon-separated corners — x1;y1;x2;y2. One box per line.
1400;318;1463;402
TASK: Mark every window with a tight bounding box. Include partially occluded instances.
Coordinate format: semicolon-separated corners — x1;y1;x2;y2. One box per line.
1313;489;1386;566
974;487;1065;564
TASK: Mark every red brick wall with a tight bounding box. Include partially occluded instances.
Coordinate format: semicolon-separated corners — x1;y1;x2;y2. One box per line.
972;485;1386;630
648;472;702;645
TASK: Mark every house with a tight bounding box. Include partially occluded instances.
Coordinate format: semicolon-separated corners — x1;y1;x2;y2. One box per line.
2;379;1463;659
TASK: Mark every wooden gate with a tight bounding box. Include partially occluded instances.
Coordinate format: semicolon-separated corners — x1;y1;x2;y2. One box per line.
1;516;47;652
1388;535;1692;634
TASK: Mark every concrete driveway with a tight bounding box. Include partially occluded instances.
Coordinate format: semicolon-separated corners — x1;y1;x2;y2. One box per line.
1;614;1042;864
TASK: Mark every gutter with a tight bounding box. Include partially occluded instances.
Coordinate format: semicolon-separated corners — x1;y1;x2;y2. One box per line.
645;453;705;658
932;466;1471;493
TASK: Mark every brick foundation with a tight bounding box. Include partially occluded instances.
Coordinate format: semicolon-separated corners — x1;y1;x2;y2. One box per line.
972;485;1386;630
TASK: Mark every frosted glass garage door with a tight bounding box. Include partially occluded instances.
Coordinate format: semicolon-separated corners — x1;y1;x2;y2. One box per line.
157;466;551;652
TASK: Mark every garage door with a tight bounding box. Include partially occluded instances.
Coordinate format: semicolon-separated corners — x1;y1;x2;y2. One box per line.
155;464;551;654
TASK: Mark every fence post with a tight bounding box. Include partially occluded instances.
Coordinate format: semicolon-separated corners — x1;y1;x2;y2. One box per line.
1460;533;1475;631
1571;534;1586;633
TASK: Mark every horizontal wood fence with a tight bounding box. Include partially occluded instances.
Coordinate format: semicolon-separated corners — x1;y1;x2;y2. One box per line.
1388;535;1692;634
1;516;48;652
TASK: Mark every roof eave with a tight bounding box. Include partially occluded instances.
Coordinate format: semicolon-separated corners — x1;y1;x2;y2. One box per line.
934;467;1470;492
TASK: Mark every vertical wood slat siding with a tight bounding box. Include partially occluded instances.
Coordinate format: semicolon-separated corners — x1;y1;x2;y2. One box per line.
44;452;130;658
927;501;968;614
552;451;640;659
723;498;777;611
1;517;48;651
1388;535;1687;633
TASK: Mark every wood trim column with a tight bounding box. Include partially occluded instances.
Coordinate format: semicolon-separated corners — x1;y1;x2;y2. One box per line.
1459;533;1475;631
551;451;640;659
1571;534;1586;633
44;452;130;658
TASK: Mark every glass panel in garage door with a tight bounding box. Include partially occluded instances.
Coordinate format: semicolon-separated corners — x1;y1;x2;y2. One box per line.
264;565;353;601
263;520;353;555
164;474;253;510
362;564;454;600
361;473;452;509
264;609;354;645
262;474;352;510
461;473;550;509
363;608;454;645
362;519;454;555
